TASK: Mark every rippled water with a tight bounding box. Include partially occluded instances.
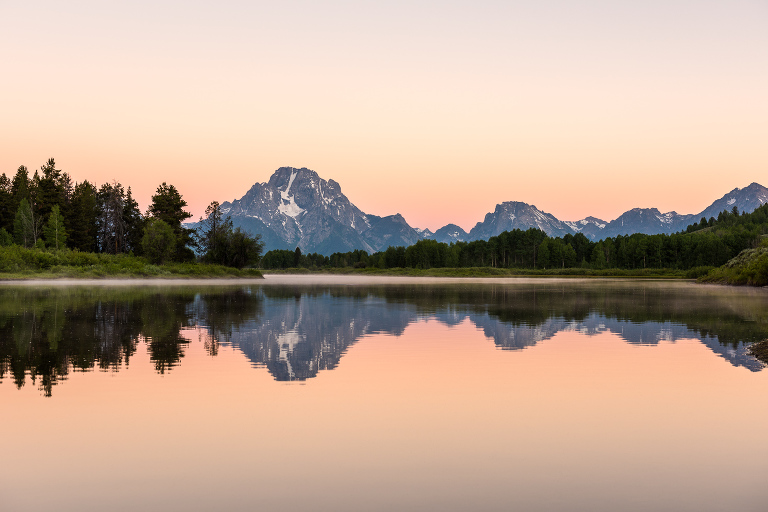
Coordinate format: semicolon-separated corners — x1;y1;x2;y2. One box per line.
2;276;767;511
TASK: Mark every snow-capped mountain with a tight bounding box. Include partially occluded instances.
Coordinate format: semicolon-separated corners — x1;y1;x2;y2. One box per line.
219;167;420;254
204;168;768;253
698;182;768;222
415;227;434;239
563;216;608;240
468;183;768;241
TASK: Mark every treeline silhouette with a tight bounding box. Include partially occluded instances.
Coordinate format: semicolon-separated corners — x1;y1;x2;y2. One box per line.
262;204;768;271
1;159;262;267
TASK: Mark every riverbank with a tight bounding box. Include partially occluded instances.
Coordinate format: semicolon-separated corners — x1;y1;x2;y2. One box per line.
748;339;768;365
698;246;768;287
0;246;262;280
0;265;263;280
262;266;700;279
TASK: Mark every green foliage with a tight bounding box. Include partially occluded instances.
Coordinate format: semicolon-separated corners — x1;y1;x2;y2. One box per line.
97;181;128;254
149;182;194;261
261;203;768;286
13;198;40;248
142;219;176;264
43;205;67;250
197;201;228;261
197;201;264;268
68;180;98;252
0;228;12;247
0;244;262;278
0;173;13;232
700;246;768;286
225;228;264;268
123;187;144;254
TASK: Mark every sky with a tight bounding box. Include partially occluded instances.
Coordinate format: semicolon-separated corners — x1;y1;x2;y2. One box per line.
1;0;766;231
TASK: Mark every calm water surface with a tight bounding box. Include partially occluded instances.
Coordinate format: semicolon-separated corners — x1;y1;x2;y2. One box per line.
2;276;768;512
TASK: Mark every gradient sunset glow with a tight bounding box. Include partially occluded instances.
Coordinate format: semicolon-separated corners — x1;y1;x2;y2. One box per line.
2;1;766;231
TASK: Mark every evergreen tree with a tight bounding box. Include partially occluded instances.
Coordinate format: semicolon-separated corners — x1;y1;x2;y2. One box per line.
537;240;550;269
148;183;194;261
36;158;65;222
294;246;302;266
0;173;13;231
197;201;263;267
68;181;98;252
97;182;127;254
197;201;229;262
43;205;67;250
123;187;144;254
11;165;30;215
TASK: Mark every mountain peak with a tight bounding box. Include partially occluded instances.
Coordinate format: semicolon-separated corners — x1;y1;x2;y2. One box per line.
213;175;768;254
215;167;419;254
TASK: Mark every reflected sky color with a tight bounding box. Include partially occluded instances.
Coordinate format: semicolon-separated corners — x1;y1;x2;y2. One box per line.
1;1;766;229
1;278;768;511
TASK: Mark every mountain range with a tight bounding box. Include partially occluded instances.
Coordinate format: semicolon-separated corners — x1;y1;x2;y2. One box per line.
211;167;768;254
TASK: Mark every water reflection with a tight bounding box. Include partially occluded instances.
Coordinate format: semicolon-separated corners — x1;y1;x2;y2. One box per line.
1;281;766;395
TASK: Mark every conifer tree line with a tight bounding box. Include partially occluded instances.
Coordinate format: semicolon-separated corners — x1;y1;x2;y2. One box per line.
262;203;768;271
2;158;262;267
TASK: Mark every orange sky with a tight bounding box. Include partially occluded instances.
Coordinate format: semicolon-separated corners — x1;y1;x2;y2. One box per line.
1;1;766;231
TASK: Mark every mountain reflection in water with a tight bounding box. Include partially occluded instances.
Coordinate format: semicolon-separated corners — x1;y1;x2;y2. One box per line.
1;281;766;395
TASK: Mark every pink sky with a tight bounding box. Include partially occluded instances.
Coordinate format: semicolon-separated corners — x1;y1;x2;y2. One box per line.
1;1;766;231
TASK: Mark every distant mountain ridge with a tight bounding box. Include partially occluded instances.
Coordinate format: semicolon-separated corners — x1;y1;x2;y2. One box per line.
209;167;768;254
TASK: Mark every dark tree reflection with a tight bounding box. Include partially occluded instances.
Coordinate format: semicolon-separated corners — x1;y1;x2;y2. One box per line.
0;286;262;395
0;282;766;395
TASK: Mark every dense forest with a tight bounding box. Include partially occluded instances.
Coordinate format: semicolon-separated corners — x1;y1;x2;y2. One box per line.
0;159;262;269
5;158;766;279
262;203;768;273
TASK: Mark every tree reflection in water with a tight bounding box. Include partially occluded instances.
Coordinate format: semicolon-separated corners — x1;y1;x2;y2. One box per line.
1;282;766;395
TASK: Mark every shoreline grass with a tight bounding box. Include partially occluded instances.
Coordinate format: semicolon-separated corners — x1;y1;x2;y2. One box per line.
262;266;693;279
698;246;768;287
0;246;262;280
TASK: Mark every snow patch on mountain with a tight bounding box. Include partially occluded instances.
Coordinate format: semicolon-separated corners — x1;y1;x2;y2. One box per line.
415;227;434;239
277;169;305;218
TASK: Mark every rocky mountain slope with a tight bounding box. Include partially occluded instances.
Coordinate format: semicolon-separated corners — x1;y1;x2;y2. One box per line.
209;167;767;253
218;167;419;254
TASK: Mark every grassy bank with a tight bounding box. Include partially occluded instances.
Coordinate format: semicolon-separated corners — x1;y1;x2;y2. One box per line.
0;246;262;279
699;246;768;287
263;266;696;279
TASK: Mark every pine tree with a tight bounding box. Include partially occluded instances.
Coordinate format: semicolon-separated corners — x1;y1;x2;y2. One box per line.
0;173;13;231
149;182;194;261
97;182;127;254
123;187;144;253
11;165;30;215
197;201;227;260
36;158;64;222
68;181;98;252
